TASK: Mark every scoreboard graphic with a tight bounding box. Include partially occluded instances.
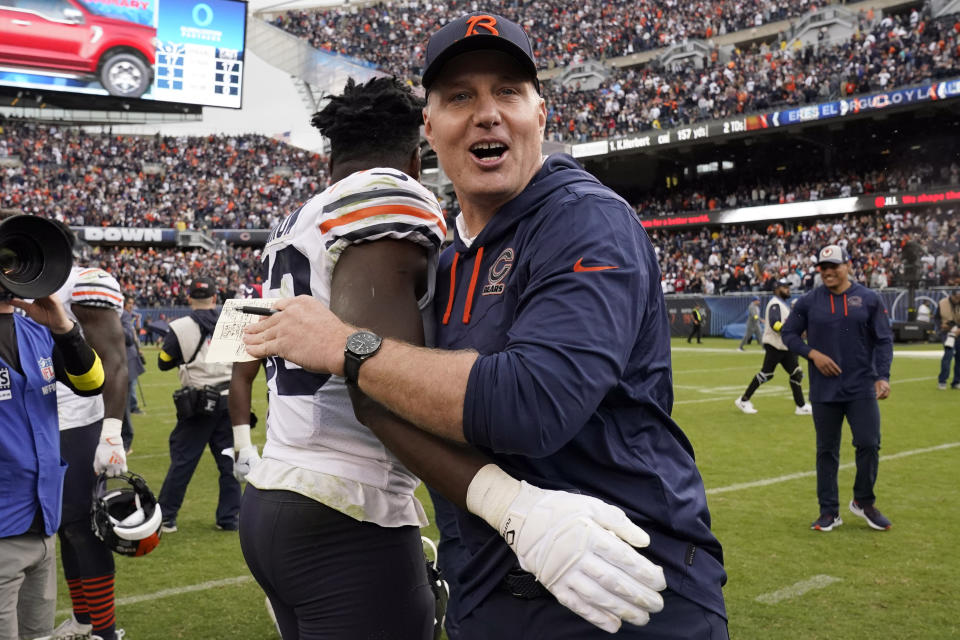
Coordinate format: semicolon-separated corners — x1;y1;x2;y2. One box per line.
0;0;246;108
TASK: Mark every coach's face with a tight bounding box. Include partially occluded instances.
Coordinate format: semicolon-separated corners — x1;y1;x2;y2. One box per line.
818;262;849;291
424;50;546;222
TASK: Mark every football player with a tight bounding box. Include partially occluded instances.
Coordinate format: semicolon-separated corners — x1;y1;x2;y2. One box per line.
50;263;130;640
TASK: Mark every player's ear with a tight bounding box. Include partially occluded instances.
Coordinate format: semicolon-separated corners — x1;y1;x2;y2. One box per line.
407;146;422;182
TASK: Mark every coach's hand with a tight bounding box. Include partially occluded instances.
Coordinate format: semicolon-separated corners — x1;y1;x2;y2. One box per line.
809;349;841;377
875;379;890;400
94;417;128;477
243;295;352;376
467;465;666;633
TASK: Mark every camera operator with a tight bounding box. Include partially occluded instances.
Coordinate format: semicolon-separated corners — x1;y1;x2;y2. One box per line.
156;277;240;533
0;289;104;640
937;289;960;390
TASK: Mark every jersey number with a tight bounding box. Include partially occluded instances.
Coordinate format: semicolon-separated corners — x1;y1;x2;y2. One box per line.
263;245;330;396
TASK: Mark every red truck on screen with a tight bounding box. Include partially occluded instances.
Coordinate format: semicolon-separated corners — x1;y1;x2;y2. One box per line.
0;0;157;97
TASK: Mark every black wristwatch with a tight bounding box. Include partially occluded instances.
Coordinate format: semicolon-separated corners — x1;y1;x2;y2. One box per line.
343;330;383;385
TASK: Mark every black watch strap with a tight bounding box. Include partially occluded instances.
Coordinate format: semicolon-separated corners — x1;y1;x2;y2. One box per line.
343;331;382;385
344;352;363;385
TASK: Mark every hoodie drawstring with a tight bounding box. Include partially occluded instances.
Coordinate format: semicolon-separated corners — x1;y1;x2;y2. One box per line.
462;246;484;324
828;293;849;317
441;253;460;326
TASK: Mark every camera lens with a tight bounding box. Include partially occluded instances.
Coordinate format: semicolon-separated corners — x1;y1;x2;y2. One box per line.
0;235;44;283
0;215;73;298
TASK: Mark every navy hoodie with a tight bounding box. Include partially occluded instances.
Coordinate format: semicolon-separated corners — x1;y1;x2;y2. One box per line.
434;154;726;620
781;281;893;402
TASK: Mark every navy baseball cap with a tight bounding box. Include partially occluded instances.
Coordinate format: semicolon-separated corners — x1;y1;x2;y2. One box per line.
188;277;216;299
776;277;792;288
421;13;540;93
817;245;849;265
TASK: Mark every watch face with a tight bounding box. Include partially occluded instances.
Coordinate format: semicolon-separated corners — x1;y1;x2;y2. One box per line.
347;331;381;356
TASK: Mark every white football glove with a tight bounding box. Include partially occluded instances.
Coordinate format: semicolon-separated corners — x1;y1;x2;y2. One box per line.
231;424;261;483
467;465;666;634
94;418;128;477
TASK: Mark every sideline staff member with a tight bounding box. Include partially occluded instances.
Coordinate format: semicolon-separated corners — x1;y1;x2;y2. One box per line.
156;277;240;532
735;278;812;415
245;12;727;638
0;289;104;640
936;288;960;390
782;245;894;532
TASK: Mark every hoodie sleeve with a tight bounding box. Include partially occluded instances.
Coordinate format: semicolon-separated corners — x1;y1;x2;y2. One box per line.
464;195;650;457
870;293;893;380
781;294;812;358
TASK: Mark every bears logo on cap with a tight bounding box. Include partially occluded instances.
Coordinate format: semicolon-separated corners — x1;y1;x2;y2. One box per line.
465;15;498;36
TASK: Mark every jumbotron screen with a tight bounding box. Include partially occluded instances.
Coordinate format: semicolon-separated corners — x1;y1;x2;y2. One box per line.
0;0;247;108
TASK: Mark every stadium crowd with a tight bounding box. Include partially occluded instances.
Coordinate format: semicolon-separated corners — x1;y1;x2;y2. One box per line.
4;122;957;230
55;208;953;308
0;124;326;230
270;1;960;144
544;7;960;142
650;209;960;295
272;0;844;75
635;160;960;217
89;244;264;308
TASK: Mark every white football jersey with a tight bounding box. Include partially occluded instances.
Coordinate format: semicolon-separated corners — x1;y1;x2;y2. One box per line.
56;266;124;430
248;168;446;528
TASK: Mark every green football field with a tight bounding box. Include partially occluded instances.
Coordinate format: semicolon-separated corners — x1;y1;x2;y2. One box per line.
58;339;960;639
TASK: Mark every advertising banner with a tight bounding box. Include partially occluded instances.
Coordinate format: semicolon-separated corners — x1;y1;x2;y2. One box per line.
571;78;960;159
73;226;177;244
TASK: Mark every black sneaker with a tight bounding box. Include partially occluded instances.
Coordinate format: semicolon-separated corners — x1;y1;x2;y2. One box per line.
811;513;842;531
216;521;239;532
849;500;892;530
160;520;177;533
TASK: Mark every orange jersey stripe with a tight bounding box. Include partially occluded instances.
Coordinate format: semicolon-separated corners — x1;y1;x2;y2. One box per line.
72;289;124;304
318;203;446;236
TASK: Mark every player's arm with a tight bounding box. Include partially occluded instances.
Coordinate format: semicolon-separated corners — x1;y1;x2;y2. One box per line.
331;239;665;632
73;305;127;420
331;239;484;505
74;304;129;476
228;359;263;482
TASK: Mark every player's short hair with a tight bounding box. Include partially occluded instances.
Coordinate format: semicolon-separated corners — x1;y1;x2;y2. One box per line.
311;76;424;169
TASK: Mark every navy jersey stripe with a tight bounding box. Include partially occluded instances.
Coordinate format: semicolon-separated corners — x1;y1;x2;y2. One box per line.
322;188;438;215
324;222;443;251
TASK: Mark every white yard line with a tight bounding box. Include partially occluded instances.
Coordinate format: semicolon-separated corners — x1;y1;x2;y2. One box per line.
83;442;958;612
56;576;255;616
707;442;960;495
675;375;936;405
755;575;842;604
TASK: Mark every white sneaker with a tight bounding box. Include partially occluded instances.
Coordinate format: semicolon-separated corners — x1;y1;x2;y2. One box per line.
91;629;125;640
49;614;92;640
795;403;813;415
735;398;758;414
